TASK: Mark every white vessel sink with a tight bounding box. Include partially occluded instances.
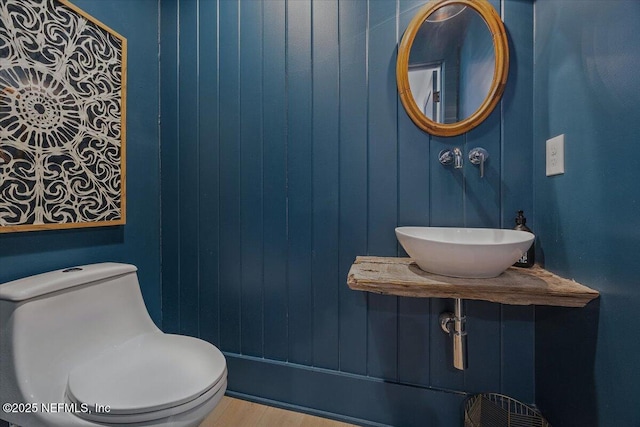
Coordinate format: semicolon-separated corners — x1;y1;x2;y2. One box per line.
395;227;535;279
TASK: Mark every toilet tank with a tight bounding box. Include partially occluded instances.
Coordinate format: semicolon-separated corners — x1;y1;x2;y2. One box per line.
0;263;160;409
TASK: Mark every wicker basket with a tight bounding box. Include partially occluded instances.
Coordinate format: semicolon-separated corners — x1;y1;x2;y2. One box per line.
464;393;551;427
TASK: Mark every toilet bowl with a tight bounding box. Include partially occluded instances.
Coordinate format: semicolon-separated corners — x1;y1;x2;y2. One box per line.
0;263;227;427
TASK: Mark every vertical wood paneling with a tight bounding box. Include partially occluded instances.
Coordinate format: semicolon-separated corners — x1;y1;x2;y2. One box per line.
502;305;534;400
286;0;313;365
464;301;501;392
240;0;264;358
366;0;399;381
501;3;533;224
429;117;465;390
397;0;432;387
428;130;466;397
161;0;537;418
459;0;504;392
311;0;340;370
397;297;430;386
455;0;537;400
198;0;221;347
397;0;431;231
463;123;502;392
464;112;502;229
178;0;200;338
429;134;465;228
160;0;180;334
501;0;535;403
262;0;289;362
463;0;502;230
337;0;369;376
218;0;242;353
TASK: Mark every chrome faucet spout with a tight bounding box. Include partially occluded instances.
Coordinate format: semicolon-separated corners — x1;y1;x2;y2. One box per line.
453;147;463;169
439;147;464;171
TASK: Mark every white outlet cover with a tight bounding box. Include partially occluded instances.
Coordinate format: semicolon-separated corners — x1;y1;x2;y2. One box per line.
546;134;565;176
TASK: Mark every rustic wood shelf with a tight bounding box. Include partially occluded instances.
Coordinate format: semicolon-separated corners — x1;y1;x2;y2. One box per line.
347;256;599;307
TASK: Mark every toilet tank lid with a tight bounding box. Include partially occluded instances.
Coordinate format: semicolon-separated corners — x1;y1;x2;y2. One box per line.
0;263;138;302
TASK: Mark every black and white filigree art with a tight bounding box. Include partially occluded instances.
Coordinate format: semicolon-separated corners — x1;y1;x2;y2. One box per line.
0;0;126;231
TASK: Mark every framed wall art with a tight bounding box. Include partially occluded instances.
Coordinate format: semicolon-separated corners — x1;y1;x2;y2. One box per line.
0;0;127;233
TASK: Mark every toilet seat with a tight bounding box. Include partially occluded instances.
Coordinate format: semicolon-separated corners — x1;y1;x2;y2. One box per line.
65;333;227;424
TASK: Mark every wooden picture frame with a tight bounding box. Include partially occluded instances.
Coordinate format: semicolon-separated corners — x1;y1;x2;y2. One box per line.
0;0;127;233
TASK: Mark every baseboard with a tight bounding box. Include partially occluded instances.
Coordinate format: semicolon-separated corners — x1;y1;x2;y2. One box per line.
224;353;466;427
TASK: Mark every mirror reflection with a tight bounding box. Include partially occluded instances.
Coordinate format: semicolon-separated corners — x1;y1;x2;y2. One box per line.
408;4;495;124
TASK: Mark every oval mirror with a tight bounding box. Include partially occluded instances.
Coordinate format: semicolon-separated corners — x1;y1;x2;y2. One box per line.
397;0;509;137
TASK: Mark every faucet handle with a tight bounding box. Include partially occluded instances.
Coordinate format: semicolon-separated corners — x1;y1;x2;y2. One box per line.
469;147;489;178
439;148;463;169
439;149;454;166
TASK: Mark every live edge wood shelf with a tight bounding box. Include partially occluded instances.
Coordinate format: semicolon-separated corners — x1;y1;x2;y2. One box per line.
347;256;599;308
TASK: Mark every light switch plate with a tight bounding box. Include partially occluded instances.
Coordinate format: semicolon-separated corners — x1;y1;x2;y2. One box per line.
546;134;565;176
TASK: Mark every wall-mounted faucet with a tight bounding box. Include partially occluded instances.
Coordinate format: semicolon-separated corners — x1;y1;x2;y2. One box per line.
439;147;489;179
439;147;463;169
469;147;489;178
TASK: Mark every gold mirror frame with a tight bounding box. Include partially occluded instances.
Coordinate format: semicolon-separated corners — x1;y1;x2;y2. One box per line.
397;0;509;137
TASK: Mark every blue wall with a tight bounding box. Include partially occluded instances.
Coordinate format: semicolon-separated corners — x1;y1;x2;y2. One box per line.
0;0;162;324
160;1;535;425
5;1;639;425
533;1;640;425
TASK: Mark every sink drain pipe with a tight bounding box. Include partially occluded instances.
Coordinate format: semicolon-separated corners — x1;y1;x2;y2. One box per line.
439;298;467;370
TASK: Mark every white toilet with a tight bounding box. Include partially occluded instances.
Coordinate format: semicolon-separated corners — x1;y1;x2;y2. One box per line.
0;263;227;427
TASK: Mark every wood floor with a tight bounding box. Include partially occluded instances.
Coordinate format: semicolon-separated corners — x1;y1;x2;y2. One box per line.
200;397;358;427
